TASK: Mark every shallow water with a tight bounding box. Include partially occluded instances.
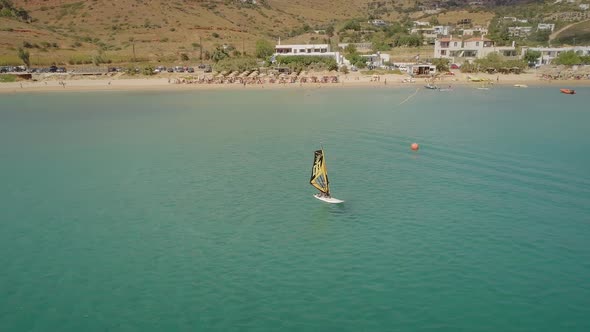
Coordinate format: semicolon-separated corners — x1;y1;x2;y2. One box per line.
1;87;589;331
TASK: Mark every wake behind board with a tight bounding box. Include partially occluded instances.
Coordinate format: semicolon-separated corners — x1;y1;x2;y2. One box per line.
313;193;344;204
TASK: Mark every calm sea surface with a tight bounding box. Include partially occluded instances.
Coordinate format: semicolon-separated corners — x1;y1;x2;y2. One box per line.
1;86;589;331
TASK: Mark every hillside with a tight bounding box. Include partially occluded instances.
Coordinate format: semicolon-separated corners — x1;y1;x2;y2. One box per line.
0;0;566;66
0;0;384;66
554;19;590;45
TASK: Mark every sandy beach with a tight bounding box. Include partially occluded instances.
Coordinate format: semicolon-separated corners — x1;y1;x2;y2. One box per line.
1;70;589;94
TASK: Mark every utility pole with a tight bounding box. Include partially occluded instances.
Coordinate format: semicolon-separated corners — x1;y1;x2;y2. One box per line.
242;38;245;56
200;36;203;63
129;37;136;62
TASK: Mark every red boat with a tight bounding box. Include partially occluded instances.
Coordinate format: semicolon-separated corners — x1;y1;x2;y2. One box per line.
560;89;576;95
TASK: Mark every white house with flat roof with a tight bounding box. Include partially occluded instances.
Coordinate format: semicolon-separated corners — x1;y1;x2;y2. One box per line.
521;46;590;64
274;43;344;65
275;43;331;55
361;53;391;68
434;36;517;63
508;26;533;37
537;23;556;32
462;26;488;36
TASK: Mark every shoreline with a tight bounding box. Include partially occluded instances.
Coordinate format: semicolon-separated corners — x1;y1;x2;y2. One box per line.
1;72;589;94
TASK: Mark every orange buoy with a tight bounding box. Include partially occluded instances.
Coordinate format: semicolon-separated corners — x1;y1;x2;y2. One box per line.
411;143;419;151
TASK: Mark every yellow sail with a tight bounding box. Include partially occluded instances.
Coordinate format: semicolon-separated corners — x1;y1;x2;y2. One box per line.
310;149;330;194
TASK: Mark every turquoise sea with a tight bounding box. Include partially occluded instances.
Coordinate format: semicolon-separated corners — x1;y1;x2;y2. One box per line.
1;86;589;331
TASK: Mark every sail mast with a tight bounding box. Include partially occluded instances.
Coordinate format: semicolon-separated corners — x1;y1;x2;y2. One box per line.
322;148;330;195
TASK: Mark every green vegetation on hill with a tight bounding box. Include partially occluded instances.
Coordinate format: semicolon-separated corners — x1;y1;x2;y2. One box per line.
0;0;30;22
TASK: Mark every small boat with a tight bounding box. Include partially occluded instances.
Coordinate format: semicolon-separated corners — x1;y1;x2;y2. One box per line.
560;88;575;95
514;84;528;88
424;84;438;90
310;148;344;204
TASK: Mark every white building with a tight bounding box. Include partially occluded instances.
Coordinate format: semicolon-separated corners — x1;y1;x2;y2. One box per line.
274;43;344;65
275;43;330;55
580;4;589;10
409;25;452;42
433;25;453;35
369;19;387;27
537;23;556;32
462;26;488;36
508;26;533;37
503;17;528;23
434;36;518;63
361;53;391;68
338;43;372;52
522;46;590;64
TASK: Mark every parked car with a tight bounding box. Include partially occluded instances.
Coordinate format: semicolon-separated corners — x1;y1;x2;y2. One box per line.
198;64;206;69
49;65;58;73
167;67;174;73
56;67;67;73
450;63;460;69
187;67;194;73
204;65;212;73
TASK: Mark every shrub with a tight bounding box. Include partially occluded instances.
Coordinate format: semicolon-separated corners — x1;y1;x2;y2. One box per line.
0;74;17;83
142;65;155;75
255;39;274;59
275;55;338;71
214;56;258;72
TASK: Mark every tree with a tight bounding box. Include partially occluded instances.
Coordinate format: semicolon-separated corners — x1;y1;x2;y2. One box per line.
524;50;541;64
326;25;334;37
554;51;581;66
371;32;391;52
342;20;361;31
214;57;258;72
142;65;155;76
212;45;229;62
180;53;189;61
255;39;274;59
432;58;450;72
344;43;357;56
429;16;439;26
17;47;30;67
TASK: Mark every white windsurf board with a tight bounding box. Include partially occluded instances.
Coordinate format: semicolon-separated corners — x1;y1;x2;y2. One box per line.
313;194;344;204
